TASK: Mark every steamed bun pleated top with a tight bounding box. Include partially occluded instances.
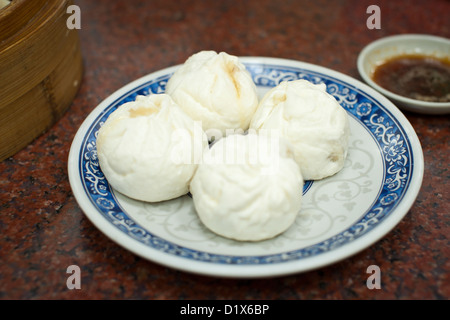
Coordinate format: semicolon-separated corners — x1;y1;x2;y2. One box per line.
165;51;259;138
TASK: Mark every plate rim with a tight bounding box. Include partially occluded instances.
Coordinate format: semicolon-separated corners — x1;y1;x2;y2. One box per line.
68;56;424;278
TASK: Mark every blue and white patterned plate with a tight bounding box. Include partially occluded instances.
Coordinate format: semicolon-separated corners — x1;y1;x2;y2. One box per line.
68;57;424;278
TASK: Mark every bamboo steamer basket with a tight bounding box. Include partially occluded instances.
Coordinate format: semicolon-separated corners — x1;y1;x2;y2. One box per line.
0;0;83;161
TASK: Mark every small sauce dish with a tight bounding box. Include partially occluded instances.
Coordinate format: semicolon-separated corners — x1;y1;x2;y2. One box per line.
357;34;450;114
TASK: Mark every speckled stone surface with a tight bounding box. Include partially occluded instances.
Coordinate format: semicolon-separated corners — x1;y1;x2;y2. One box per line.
0;0;448;300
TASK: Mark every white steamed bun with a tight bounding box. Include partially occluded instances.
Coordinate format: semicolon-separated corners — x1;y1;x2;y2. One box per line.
165;50;259;138
250;80;350;180
97;94;208;202
190;133;303;241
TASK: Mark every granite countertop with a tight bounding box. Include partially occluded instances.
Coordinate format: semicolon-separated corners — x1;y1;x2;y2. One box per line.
1;0;448;300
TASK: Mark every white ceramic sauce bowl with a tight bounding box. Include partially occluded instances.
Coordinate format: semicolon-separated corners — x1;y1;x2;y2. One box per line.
357;34;450;114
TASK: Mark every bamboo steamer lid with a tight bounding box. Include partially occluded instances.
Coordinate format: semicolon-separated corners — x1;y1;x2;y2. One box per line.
0;0;83;161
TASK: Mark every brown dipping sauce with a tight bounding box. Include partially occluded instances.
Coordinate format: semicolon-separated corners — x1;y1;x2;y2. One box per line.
372;54;450;102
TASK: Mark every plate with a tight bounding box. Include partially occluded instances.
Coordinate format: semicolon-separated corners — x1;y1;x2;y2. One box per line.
357;34;450;114
68;57;424;278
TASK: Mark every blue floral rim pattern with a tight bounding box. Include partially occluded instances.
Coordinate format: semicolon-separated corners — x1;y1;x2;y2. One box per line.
78;63;414;265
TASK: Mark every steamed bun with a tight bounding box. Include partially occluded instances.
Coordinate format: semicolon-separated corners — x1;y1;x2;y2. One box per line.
97;94;208;202
165;50;259;138
190;133;303;241
250;80;350;180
